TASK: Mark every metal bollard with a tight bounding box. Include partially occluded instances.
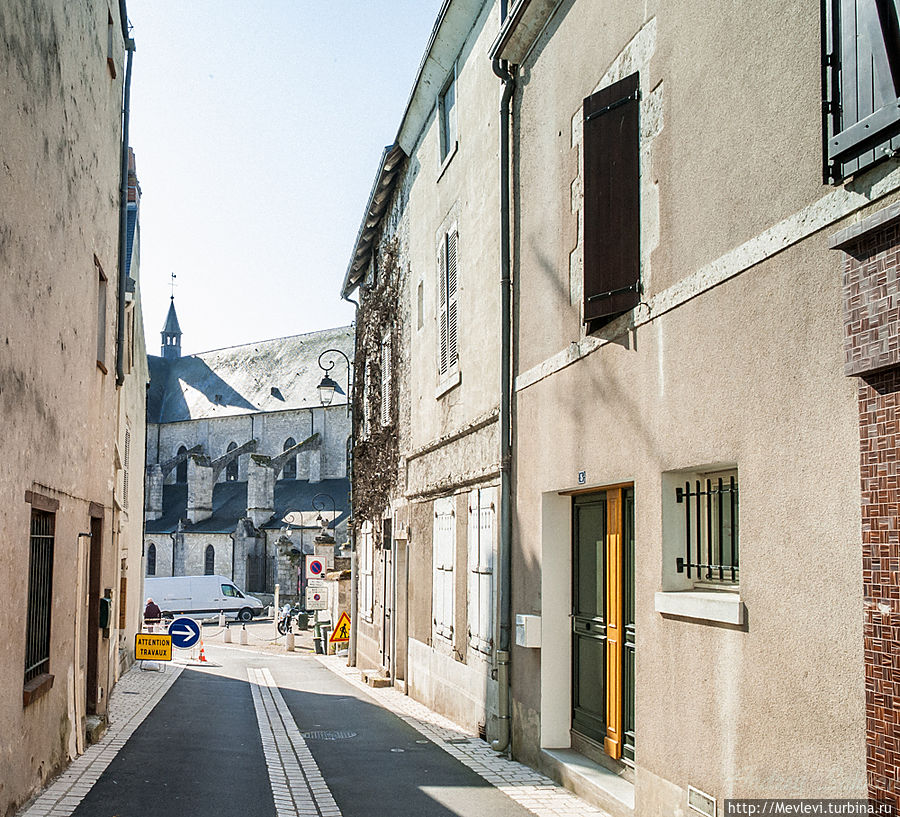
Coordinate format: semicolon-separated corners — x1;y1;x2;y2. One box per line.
224;623;232;643
240;624;248;645
286;632;295;651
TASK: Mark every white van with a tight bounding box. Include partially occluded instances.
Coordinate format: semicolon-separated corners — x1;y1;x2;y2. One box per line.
144;575;264;621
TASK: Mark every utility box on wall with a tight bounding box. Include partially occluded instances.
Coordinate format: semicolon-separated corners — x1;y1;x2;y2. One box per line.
515;614;541;648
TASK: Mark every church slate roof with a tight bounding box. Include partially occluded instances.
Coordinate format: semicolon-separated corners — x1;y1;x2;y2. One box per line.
162;298;182;334
144;477;350;535
146;325;354;424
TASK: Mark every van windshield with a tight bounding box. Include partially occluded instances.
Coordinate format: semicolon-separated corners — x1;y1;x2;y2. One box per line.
221;584;244;598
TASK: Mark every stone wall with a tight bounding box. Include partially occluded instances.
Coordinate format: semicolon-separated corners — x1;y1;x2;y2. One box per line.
153;406;349;484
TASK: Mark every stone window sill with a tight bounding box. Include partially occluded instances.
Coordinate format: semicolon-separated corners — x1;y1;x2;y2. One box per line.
23;673;54;707
654;589;744;626
437;141;458;182
435;369;461;399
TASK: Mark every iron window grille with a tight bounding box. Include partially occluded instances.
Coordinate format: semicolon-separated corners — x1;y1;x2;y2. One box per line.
147;542;156;575
25;509;55;683
204;545;215;575
675;475;739;583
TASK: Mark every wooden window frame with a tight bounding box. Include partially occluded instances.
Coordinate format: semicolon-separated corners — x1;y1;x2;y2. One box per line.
438;64;458;167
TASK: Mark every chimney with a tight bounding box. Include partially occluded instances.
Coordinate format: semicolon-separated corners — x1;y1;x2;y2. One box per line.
247;455;275;528
186;454;214;523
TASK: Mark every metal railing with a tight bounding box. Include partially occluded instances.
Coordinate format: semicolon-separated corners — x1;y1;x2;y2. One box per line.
25;510;55;683
675;477;739;583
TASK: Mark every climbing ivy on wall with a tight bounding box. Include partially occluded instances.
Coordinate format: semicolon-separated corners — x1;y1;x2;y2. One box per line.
351;236;403;535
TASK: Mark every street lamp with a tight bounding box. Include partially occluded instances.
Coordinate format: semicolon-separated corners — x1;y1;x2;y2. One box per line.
317;349;351;415
316;346;357;666
313;492;337;547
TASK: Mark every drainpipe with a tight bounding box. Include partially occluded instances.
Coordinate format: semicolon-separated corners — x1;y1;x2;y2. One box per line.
115;13;135;388
343;293;360;667
492;32;516;753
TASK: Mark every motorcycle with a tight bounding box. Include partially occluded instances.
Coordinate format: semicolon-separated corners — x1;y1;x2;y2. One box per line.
277;603;306;635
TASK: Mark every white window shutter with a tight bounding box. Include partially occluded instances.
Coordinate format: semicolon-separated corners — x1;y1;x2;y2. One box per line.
447;230;458;368
438;239;448;377
478;488;496;651
467;491;479;646
381;335;391;426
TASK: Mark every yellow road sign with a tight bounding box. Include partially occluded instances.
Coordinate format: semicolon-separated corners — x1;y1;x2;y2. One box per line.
329;612;351;644
135;633;172;661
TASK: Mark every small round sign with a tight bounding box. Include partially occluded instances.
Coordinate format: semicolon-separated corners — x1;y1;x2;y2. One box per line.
312;593;322;602
168;616;201;650
307;558;325;577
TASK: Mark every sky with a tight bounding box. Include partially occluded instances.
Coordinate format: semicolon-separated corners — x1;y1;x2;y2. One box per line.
127;1;445;356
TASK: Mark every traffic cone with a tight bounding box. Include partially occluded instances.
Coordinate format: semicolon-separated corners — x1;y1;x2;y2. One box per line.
199;641;207;663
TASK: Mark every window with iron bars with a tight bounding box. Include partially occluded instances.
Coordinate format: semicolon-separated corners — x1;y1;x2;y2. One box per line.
675;470;739;584
25;509;55;683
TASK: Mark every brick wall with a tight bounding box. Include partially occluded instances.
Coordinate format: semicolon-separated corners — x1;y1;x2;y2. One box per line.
840;217;900;808
859;371;900;807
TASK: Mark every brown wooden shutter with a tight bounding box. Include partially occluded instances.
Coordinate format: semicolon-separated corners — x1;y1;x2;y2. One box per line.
583;72;640;326
825;0;900;180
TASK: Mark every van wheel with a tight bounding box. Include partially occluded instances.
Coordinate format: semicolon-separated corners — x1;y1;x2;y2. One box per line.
238;608;253;622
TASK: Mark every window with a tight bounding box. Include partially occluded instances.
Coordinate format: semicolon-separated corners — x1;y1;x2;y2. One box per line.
122;426;131;509
438;228;459;380
118;576;127;629
823;0;900;182
147;543;156;576
282;438;297;480
361;362;371;439
176;445;188;483
675;470;739;585
205;545;215;575
467;488;495;654
433;497;455;640
380;333;392;426
221;584;244;598
582;72;640;329
359;522;374;620
439;66;458;163
95;257;108;371
226;442;238;481
107;10;117;78
25;509;55;684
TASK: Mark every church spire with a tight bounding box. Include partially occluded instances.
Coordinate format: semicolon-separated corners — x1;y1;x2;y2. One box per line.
161;296;182;359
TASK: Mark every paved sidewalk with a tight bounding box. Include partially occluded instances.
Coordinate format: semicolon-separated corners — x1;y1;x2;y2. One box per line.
315;656;610;817
15;662;183;817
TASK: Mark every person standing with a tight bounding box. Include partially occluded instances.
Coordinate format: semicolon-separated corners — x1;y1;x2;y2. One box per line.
143;598;161;631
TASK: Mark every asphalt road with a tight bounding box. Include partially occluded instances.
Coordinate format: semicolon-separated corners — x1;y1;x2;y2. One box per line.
69;643;537;817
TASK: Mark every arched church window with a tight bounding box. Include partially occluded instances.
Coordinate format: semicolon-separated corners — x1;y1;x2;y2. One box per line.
176;445;188;483
226;441;238;481
147;543;156;576
282;437;297;480
205;545;215;575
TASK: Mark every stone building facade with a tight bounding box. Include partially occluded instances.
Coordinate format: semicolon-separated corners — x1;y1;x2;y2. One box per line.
0;3;147;813
143;311;352;603
343;0;900;814
342;0;504;736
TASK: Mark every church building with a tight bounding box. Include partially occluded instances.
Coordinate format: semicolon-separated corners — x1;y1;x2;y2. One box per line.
143;299;352;603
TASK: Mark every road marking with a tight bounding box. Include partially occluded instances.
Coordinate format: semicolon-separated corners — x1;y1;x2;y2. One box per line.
16;664;183;817
248;667;342;817
315;657;610;817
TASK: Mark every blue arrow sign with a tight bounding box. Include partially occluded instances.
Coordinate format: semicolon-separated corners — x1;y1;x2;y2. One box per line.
168;617;201;650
